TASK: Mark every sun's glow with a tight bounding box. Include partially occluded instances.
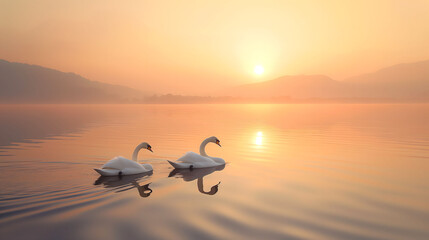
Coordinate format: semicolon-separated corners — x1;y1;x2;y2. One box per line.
254;65;264;75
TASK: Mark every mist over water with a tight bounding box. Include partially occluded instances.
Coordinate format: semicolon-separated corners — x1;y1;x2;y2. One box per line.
0;104;428;240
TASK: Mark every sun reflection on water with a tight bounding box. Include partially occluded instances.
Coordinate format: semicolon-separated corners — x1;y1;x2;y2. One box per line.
255;131;263;146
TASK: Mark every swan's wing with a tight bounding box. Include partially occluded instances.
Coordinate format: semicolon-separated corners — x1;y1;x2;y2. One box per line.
94;168;121;176
121;167;149;175
102;156;142;170
141;163;153;171
168;160;192;169
208;157;225;164
176;152;215;164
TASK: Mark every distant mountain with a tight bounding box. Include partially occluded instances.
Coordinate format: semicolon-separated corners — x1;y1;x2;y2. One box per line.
2;58;429;103
222;60;429;101
343;60;429;99
0;59;145;103
223;75;348;98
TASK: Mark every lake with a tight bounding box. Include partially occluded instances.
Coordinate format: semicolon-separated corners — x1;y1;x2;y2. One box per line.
1;104;428;240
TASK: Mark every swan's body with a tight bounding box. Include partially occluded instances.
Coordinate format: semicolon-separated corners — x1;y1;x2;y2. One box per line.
94;142;153;176
94;157;153;176
168;152;224;168
168;136;225;169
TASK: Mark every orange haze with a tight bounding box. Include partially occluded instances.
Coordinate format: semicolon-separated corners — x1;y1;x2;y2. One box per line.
1;0;429;94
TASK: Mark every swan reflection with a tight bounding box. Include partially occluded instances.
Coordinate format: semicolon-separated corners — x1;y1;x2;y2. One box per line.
168;165;225;195
94;172;153;198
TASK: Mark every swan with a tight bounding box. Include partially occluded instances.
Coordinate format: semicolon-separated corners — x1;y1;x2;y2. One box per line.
168;136;225;169
94;142;154;176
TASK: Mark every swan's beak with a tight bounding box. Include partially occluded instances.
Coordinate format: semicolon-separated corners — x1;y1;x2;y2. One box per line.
216;140;221;147
147;146;153;152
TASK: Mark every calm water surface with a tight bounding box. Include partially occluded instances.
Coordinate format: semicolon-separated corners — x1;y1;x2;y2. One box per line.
0;104;428;240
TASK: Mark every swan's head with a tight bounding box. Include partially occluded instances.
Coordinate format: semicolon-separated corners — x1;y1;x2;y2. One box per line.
208;136;222;147
138;142;153;152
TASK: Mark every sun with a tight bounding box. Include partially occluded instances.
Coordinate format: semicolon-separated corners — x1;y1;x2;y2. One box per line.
254;65;264;75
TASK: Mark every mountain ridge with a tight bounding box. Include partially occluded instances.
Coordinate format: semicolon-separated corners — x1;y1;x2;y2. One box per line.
1;58;429;103
223;75;348;98
0;59;145;103
222;59;429;100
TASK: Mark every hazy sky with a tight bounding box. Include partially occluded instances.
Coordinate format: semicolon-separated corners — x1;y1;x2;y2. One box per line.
1;0;429;94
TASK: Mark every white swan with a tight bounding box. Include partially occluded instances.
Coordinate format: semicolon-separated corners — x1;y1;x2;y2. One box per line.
94;142;154;176
168;136;225;169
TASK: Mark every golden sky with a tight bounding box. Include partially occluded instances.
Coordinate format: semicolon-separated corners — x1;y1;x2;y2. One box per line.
1;0;429;94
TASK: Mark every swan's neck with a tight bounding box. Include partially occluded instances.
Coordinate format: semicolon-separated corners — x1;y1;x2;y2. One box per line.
199;138;211;157
132;145;143;162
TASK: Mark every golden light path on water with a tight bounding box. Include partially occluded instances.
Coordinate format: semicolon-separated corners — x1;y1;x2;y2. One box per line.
255;131;263;146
